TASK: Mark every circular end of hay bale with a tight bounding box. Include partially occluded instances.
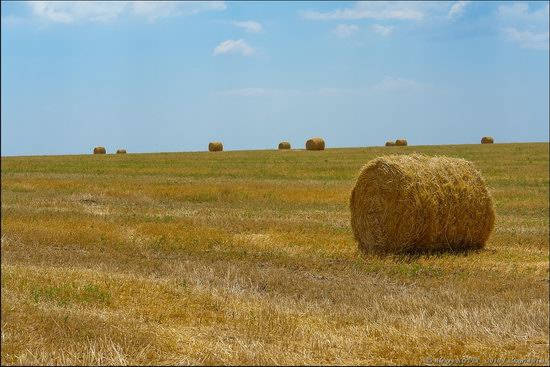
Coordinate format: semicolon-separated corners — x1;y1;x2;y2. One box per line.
385;141;395;147
278;141;291;150
350;154;495;255
208;142;223;152
116;149;127;154
481;136;494;144
306;137;325;151
93;147;106;154
395;139;408;146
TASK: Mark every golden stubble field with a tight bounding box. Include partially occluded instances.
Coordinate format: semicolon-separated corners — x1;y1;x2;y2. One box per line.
1;143;549;365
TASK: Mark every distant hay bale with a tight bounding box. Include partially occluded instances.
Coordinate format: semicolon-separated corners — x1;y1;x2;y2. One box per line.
306;137;325;151
385;141;396;147
209;142;223;152
93;147;106;154
116;149;127;154
481;136;494;144
395;139;408;146
278;141;291;150
350;154;495;255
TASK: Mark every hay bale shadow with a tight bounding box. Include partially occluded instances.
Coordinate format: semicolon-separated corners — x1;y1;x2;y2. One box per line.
358;244;486;263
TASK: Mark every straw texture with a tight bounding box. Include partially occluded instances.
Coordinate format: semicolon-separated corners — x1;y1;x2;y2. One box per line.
350;154;495;254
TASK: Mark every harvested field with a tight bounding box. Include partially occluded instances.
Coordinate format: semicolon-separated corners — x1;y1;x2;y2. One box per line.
1;142;548;365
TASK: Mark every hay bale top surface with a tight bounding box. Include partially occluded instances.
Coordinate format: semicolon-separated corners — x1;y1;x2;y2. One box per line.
93;147;106;154
278;141;291;150
116;149;127;154
208;142;223;152
395;139;408;146
385;141;396;147
481;136;494;144
350;154;495;255
306;137;325;151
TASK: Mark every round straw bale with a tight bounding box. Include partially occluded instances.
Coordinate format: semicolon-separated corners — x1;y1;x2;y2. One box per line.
278;141;291;150
209;142;223;152
93;147;106;154
116;149;127;154
395;139;408;146
306;137;325;151
481;136;494;144
350;154;495;254
385;141;396;147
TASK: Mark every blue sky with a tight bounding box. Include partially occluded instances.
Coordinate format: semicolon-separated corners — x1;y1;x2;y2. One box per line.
1;1;549;156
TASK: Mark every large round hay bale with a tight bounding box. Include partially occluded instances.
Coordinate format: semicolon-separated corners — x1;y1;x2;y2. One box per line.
395;139;408;146
93;147;106;154
116;149;127;154
209;142;223;152
385;141;395;147
350;154;495;254
481;136;494;144
306;137;325;151
278;141;291;150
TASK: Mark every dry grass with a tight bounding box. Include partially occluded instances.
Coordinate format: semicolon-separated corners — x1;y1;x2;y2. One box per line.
93;147;106;155
350;154;495;254
116;149;127;154
482;137;495;144
1;143;549;365
385;141;395;147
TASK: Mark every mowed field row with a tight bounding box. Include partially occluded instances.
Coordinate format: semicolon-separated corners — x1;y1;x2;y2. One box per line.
1;143;549;365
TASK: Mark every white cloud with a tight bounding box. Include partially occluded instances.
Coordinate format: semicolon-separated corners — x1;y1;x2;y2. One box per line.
503;28;549;50
372;24;393;36
333;24;359;38
132;1;226;22
28;1;226;23
231;20;262;33
301;1;425;21
448;1;469;19
213;39;255;56
29;1;127;23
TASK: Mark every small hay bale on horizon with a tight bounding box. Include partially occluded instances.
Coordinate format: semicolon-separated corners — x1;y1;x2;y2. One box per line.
385;141;396;147
278;141;291;150
395;139;408;146
209;142;223;152
93;147;106;154
350;154;495;255
481;136;494;144
116;149;127;154
306;137;325;151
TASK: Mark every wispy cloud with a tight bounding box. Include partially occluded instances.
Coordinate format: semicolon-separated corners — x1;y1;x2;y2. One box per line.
318;77;430;96
448;1;469;19
28;1;226;23
219;88;301;97
333;24;359;38
231;20;262;33
213;39;255;56
29;1;127;23
497;2;549;24
301;1;425;21
220;78;430;98
497;3;549;51
372;24;393;37
503;28;549;50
